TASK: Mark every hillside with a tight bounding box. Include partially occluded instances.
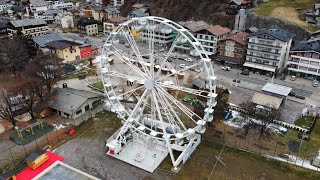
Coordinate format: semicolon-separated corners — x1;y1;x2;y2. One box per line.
121;0;235;28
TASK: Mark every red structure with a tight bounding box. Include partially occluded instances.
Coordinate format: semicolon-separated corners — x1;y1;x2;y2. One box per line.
80;44;99;59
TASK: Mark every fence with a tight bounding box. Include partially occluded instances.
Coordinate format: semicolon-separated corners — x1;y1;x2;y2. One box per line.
203;119;320;171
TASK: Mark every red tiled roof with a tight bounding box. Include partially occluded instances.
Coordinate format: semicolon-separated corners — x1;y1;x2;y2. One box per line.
223;32;249;45
109;16;127;23
206;25;231;36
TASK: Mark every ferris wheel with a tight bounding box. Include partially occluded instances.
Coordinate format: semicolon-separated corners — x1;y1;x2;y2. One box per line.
100;16;217;172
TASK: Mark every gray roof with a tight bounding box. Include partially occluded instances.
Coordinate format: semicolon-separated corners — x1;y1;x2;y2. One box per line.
26;149;46;162
192;77;206;89
230;0;244;5
47;88;103;114
46;40;81;49
179;21;209;33
131;10;145;17
104;6;120;14
30;0;47;7
10;19;47;28
291;41;320;53
248;28;295;42
0;0;6;5
33;33;64;48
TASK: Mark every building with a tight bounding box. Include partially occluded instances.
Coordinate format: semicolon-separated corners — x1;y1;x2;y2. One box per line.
56;12;74;29
234;9;247;31
305;4;320;24
48;0;74;11
29;0;48;13
140;23;174;47
0;22;8;39
132;3;149;15
82;5;104;21
46;40;81;62
77;17;98;36
103;16;127;35
80;43;99;59
229;0;251;10
287;40;320;79
32;33;64;49
244;28;295;75
104;6;120;20
217;32;249;66
8;19;48;37
34;10;57;23
40;88;103;122
190;25;230;56
0;0;8;13
110;0;124;7
128;10;146;19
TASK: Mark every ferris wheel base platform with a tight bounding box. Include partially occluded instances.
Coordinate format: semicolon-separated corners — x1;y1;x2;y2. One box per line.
106;139;168;173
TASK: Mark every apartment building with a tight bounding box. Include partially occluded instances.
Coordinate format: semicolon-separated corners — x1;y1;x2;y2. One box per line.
46;40;81;62
78;17;98;36
8;19;48;37
110;0;124;7
287;40;320;79
140;23;174;47
217;32;249;66
103;16;127;35
244;28;295;74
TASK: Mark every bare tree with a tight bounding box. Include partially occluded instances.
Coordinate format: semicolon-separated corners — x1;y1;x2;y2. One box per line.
240;101;281;137
16;80;39;119
0;37;30;76
25;53;63;93
0;88;18;127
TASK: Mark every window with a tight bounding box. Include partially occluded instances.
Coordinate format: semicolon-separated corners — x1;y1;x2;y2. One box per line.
76;109;82;115
313;53;320;59
305;52;311;58
301;60;309;64
85;105;90;111
272;62;277;66
310;61;319;66
88;52;91;55
83;53;87;56
308;68;317;72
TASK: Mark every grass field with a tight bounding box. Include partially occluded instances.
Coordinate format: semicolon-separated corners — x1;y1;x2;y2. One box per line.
92;81;103;90
295;116;314;128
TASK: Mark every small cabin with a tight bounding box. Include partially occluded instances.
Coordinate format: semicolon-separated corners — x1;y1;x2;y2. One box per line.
26;150;49;170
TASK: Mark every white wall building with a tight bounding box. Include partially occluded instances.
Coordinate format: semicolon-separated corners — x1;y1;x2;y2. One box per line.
244;28;295;74
57;13;74;29
140;23;174;47
110;0;124;7
288;40;320;79
29;0;48;13
0;1;7;13
8;19;48;37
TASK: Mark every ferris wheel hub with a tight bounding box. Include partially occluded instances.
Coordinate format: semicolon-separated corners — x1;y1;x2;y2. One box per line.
144;79;154;90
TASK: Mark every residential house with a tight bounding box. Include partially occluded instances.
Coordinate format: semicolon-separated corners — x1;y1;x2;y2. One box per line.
229;0;250;10
217;32;249;66
10;5;26;17
29;0;48;13
131;3;149;16
56;12;74;29
46;40;81;62
128;10;146;19
110;0;124;7
37;87;103;124
32;33;64;48
287;40;320;79
140;23;174;47
8;19;48;37
82;5;104;21
48;0;74;11
103;16;127;35
78;17;98;36
104;6;120;20
305;4;320;25
34;10;57;23
0;0;7;13
80;43;99;59
192;25;231;56
244;28;295;74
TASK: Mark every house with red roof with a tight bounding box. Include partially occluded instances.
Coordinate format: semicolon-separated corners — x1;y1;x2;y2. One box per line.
217;32;249;66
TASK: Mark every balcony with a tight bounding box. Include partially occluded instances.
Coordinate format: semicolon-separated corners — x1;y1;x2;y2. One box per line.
246;54;280;63
248;41;282;49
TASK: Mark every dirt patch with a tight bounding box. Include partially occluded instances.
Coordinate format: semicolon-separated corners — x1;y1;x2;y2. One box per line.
271;7;307;27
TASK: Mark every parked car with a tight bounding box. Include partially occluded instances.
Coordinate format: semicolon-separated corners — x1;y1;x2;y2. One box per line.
233;79;241;83
313;80;319;87
290;75;296;81
184;58;193;62
167;58;172;62
222;66;231;71
190;67;201;72
159;48;165;52
288;91;296;96
240;69;249;75
180;64;187;68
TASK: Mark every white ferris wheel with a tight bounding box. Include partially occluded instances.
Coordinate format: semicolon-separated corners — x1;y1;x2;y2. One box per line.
100;16;217;172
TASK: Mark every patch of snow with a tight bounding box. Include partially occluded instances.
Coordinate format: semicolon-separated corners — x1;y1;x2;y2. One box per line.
266;155;320;172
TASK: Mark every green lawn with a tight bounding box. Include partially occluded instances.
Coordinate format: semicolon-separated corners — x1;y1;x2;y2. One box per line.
294;116;314;128
254;0;317;16
92;81;103;90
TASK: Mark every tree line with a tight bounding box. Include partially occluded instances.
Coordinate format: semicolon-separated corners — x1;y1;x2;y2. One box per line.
0;36;64;127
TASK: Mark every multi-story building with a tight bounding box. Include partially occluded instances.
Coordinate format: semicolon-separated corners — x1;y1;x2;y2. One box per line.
46;40;80;62
77;17;98;36
110;0;124;7
29;0;48;13
104;6;120;20
103;16;127;35
82;5;104;21
140;23;174;47
217;32;249;66
244;28;295;74
80;43;99;59
287;40;320;79
56;12;74;29
48;0;73;10
0;0;8;13
8;19;48;37
191;25;230;56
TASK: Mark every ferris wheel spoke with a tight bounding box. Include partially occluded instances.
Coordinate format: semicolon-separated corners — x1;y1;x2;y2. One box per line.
156;61;202;82
154;33;182;78
108;46;148;79
154;89;187;131
116;85;145;98
106;71;143;82
157;82;209;98
121;28;152;77
157;86;201;123
153;90;180;133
